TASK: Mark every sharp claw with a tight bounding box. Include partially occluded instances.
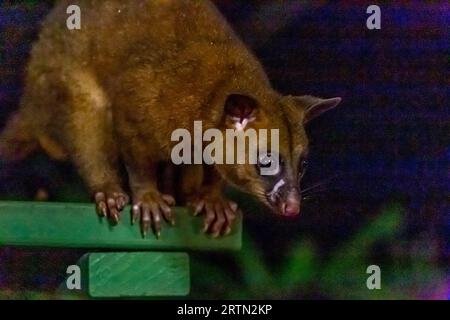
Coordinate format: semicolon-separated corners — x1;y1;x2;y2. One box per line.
110;209;120;224
159;203;174;225
96;202;106;217
95;192;107;217
202;219;211;233
203;204;215;233
95;191;129;218
141;223;149;238
116;198;125;210
152;213;162;239
212;204;226;236
192;198;239;237
141;216;149;237
131;193;176;238
141;207;151;237
100;204;108;217
212;222;225;236
162;194;175;206
194;200;205;216
132;205;140;225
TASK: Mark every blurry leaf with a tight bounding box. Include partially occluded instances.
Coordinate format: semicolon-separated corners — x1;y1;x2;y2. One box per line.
278;240;318;291
350;203;403;251
320;203;404;298
236;232;274;296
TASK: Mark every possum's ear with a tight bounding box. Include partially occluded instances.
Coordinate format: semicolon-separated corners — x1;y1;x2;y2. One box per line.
295;96;341;124
224;94;258;129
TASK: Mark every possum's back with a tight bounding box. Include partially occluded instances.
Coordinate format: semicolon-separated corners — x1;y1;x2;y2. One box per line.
23;0;270;144
30;0;242;78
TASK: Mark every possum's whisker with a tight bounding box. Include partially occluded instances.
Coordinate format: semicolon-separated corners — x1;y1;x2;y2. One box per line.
301;188;330;202
302;189;326;197
301;191;326;201
301;183;327;195
301;173;342;195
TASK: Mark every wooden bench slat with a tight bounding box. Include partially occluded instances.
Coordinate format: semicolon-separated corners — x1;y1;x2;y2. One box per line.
86;252;190;297
0;201;242;251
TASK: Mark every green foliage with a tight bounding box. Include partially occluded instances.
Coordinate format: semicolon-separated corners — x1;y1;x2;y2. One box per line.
277;241;317;291
191;203;446;299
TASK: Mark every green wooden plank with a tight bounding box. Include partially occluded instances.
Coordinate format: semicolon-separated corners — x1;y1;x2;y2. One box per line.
59;252;190;298
0;201;241;251
87;252;190;298
57;254;89;300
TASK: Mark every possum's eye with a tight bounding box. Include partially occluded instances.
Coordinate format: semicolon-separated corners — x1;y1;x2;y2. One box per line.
298;157;308;179
256;152;282;176
257;155;272;169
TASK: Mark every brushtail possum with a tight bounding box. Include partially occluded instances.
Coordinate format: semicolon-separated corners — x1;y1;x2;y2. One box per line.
0;0;341;238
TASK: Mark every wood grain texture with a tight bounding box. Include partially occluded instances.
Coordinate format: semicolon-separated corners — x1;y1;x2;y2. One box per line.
87;252;190;298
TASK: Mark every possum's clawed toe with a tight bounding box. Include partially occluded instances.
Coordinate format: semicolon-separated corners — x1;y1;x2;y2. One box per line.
95;191;130;224
189;196;239;238
132;192;176;239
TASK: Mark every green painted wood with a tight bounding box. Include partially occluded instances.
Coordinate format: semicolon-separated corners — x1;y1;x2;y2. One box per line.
58;252;190;298
87;252;190;298
57;254;89;299
0;201;242;251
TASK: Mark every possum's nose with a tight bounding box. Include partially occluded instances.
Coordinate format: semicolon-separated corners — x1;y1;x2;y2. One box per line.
279;189;300;216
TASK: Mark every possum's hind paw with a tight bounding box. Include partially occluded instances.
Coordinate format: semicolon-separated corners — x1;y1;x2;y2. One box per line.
131;192;176;239
189;196;239;238
95;191;130;224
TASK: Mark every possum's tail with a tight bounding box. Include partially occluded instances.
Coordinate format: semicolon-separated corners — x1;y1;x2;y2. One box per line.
0;112;39;161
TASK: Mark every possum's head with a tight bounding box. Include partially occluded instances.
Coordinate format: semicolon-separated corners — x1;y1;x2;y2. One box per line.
215;94;341;217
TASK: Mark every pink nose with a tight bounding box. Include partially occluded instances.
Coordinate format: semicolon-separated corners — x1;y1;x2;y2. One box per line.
280;191;300;216
283;201;300;216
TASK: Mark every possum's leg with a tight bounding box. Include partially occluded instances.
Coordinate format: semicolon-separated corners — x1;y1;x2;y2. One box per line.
125;159;176;238
158;162;178;197
183;165;239;237
179;164;204;201
65;71;129;223
112;73;176;237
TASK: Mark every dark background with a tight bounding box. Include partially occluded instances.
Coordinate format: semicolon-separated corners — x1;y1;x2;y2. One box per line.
0;1;448;299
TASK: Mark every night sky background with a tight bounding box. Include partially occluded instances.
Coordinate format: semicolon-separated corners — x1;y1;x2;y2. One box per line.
0;1;448;299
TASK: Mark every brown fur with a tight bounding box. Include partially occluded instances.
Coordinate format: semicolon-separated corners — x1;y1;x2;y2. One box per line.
0;0;340;237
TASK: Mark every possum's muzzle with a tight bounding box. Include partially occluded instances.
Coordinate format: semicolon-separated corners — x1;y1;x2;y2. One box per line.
267;184;301;217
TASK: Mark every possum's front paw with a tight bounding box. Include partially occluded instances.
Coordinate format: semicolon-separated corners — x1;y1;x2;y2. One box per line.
95;191;129;224
188;195;239;238
131;192;176;238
